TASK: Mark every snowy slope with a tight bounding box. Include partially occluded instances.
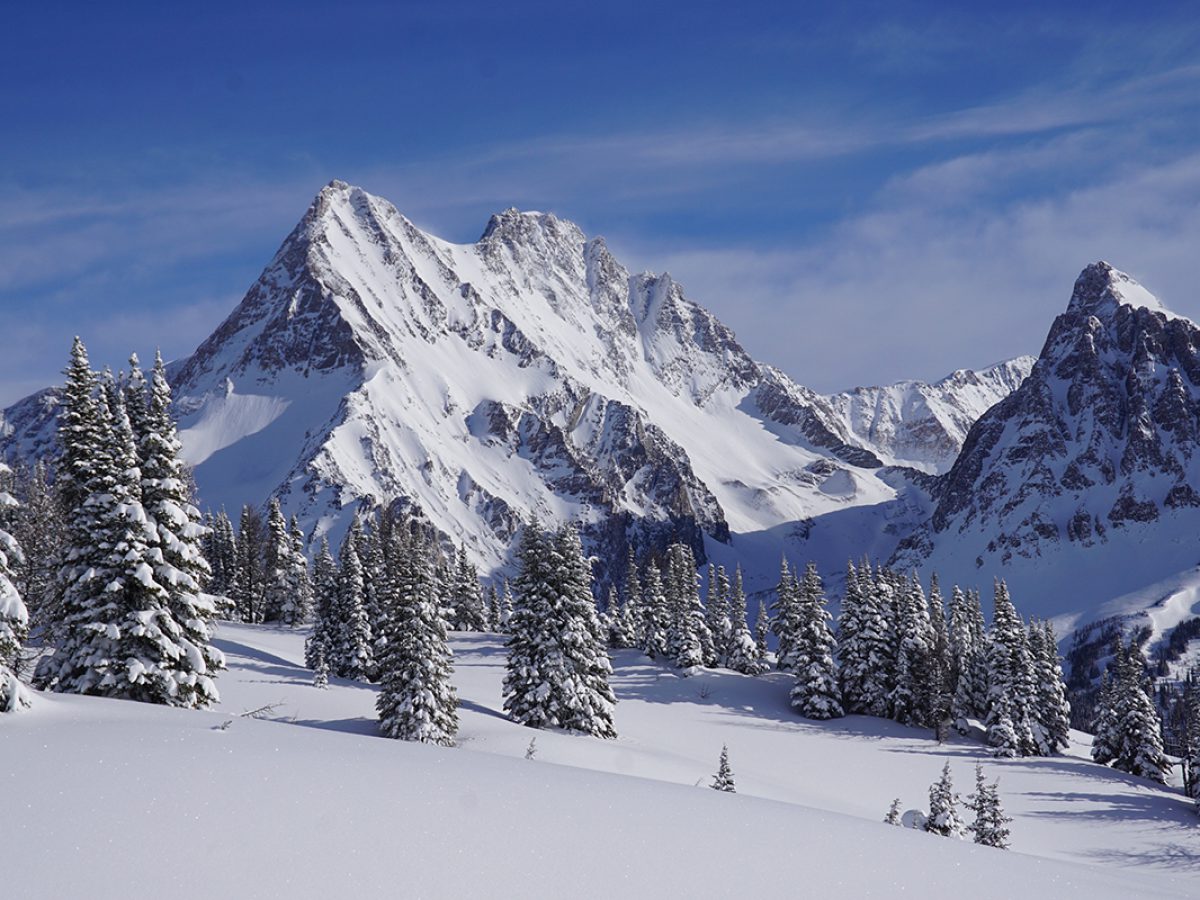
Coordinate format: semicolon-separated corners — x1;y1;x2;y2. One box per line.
4;622;1195;899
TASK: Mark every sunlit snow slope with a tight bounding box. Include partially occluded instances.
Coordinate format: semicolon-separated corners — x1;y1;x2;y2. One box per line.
4;623;1195;899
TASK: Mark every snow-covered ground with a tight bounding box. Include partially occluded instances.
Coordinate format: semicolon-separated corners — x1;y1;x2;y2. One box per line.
5;622;1197;898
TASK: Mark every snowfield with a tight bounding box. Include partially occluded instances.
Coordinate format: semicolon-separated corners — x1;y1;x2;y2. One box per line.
5;622;1196;899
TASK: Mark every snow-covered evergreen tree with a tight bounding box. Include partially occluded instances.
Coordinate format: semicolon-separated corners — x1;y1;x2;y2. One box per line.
1028;620;1071;755
484;584;502;633
789;562;843;720
0;484;31;712
640;560;669;660
1101;640;1169;783
726;566;766;675
305;537;338;670
1090;669;1119;766
7;459;62;636
884;798;902;826
889;572;934;727
666;543;712;669
329;524;373;680
288;516;313;625
376;522;458;745
966;763;1011;849
710;745;735;792
926;573;950;722
502;518;617;738
618;549;642;650
261;498;293;623
705;564;731;665
838;561;894;718
1184;680;1200;810
232;505;265;622
925;761;965;838
754;598;770;659
771;557;803;672
949;584;983;733
985;581;1037;757
448;544;488;631
136;351;223;706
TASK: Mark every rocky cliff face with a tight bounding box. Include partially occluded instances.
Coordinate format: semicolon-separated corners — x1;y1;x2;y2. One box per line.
893;262;1200;618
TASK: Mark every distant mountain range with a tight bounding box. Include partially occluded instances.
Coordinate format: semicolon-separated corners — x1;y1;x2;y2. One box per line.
4;182;1198;644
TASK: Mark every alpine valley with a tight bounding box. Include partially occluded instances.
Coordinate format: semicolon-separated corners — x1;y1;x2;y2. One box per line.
4;180;1200;647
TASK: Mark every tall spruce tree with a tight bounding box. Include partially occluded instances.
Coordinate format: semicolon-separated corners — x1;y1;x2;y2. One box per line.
0;482;32;712
1028;620;1071;755
705;564;731;665
305;537;338;671
136;352;223;706
233;505;265;623
985;581;1036;757
376;523;458;745
449;544;487;631
1102;641;1169;783
640;560;670;660
502;519;617;738
949;585;982;733
789;562;843;719
838;560;893;718
288;516;313;625
889;572;934;727
726;565;765;675
329;524;373;680
772;557;804;672
261;498;293;623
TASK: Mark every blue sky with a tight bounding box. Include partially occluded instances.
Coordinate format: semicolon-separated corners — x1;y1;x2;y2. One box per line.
3;1;1200;404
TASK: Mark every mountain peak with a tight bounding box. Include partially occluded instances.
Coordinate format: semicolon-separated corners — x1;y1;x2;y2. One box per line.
478;207;585;249
1067;261;1174;320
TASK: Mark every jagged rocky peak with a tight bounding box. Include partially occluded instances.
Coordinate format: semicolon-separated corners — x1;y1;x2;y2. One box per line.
896;262;1200;594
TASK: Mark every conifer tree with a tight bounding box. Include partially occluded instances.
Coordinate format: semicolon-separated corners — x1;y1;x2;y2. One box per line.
726;566;766;675
949;585;982;733
772;557;804;672
376;523;458;745
666;543;707;669
1090;669;1119;766
884;798;902;826
502;519;617;738
261;498;293;623
329;524;372;680
711;744;736;793
985;581;1036;756
1028;620;1071;755
305;537;338;670
966;764;1011;849
8;459;61;635
838;560;893;717
484;583;502;633
705;564;731;665
789;562;844;719
926;573;950;721
499;579;515;632
1103;641;1169;782
619;549;642;649
0;488;31;712
233;505;265;622
137;351;223;705
889;572;934;726
925;761;965;838
640;561;670;660
289;516;313;625
449;544;488;631
754;598;770;659
1183;680;1200;810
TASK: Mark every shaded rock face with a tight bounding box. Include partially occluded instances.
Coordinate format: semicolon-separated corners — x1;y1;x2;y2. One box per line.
902;262;1200;569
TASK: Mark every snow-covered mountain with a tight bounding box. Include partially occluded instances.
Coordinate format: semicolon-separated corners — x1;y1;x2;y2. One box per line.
893;262;1200;628
824;357;1035;474
0;181;1029;586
